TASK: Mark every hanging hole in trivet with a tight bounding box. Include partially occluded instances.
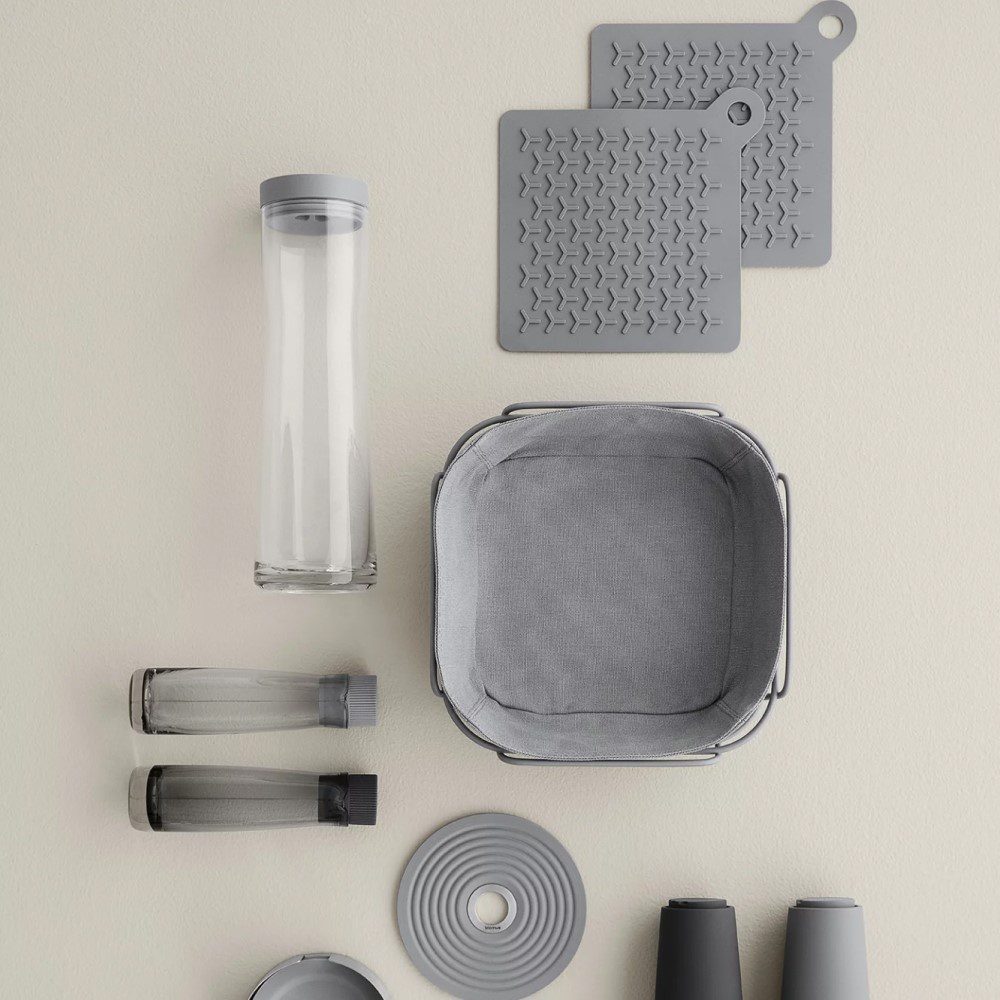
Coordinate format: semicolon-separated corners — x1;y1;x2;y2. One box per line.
819;14;843;38
728;100;752;125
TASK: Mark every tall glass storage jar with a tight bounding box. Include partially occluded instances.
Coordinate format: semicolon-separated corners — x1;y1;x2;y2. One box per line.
256;174;375;591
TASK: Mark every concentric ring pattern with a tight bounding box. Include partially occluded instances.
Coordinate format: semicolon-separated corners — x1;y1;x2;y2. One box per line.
396;813;586;1000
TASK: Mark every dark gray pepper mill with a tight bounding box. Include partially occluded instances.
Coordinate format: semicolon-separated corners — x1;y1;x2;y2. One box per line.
654;898;743;1000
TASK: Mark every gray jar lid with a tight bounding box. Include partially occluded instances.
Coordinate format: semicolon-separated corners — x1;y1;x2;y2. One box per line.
668;898;729;909
260;173;369;209
796;897;857;908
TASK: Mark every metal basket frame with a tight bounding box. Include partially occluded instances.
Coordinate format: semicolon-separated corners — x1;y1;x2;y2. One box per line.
430;402;791;766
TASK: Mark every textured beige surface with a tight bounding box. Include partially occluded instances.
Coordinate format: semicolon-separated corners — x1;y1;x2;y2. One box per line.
1;1;998;996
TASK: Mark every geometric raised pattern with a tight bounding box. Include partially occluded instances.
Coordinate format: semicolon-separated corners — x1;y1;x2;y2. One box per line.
591;2;856;266
499;93;763;352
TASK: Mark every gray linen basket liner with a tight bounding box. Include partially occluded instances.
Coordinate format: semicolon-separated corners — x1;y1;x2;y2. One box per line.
433;404;788;763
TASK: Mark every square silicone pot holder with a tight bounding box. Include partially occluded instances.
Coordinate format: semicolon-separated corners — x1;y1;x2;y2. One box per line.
590;2;856;267
498;90;764;353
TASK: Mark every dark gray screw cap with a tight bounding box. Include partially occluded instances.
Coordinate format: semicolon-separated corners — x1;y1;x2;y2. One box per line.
346;774;378;826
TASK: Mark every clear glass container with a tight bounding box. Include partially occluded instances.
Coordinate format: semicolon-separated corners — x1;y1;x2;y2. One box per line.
129;667;377;734
256;174;375;592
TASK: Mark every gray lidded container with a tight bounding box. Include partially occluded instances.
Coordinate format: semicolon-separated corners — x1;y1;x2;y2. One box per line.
130;667;377;734
256;173;375;593
249;952;388;999
128;766;377;831
655;898;743;1000
431;403;790;765
781;898;870;1000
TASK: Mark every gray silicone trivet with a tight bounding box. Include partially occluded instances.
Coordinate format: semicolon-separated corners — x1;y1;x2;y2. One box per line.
499;91;764;352
397;813;586;1000
591;1;856;267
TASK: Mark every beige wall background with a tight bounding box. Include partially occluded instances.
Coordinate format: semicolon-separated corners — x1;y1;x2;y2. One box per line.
2;1;998;996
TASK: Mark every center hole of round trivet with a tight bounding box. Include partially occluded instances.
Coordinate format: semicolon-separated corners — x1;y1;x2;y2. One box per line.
468;884;518;933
